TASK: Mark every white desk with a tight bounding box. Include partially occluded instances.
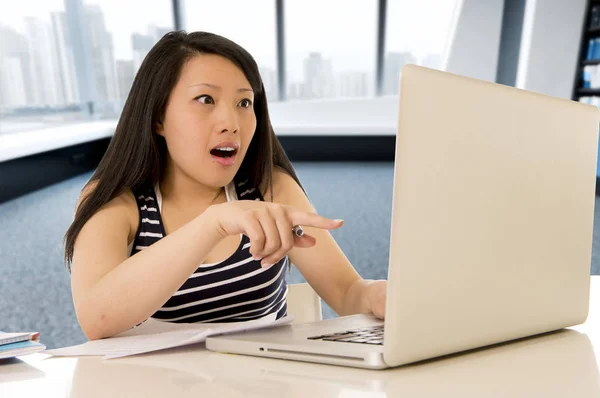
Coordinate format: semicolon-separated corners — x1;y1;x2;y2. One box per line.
2;277;599;398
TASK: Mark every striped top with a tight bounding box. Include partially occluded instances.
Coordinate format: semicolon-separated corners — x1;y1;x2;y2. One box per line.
129;178;288;323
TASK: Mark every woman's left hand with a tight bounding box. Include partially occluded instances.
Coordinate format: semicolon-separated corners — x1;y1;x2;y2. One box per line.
362;280;387;319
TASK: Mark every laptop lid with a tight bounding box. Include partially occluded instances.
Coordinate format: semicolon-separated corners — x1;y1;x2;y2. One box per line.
383;65;599;367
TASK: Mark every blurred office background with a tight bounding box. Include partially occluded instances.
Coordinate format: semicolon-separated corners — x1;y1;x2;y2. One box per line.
1;0;599;349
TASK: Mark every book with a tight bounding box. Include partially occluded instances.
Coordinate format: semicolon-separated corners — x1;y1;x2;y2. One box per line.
594;39;600;61
0;340;46;360
0;332;40;346
590;5;600;30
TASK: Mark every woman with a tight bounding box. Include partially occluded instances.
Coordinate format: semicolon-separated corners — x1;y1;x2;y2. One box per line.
64;31;386;340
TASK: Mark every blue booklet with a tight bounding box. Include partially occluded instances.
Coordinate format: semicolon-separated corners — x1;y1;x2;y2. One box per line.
0;340;46;360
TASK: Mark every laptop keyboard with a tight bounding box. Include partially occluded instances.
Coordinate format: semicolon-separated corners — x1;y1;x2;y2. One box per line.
307;325;384;345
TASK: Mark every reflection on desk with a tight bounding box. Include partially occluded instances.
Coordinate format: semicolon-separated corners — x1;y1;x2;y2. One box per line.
0;358;45;384
2;276;599;398
1;329;595;398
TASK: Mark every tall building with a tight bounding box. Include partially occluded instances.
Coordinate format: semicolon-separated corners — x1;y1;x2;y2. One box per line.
149;24;171;42
132;33;155;72
383;52;416;95
24;17;62;106
422;53;442;70
0;25;30;108
0;57;27;109
116;60;135;102
287;81;306;100
336;71;369;97
259;67;278;101
132;26;170;73
118;26;171;102
303;52;334;99
51;12;79;105
84;5;119;104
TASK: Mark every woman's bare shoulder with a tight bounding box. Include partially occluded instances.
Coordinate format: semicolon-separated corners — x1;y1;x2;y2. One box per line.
77;180;136;210
76;180;139;242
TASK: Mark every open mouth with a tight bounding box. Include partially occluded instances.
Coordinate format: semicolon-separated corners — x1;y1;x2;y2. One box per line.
210;147;238;158
209;143;240;167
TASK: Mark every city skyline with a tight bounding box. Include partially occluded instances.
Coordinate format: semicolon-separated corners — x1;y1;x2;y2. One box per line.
0;3;444;115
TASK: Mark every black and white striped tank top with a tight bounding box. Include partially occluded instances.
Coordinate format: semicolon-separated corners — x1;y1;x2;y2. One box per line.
129;178;288;323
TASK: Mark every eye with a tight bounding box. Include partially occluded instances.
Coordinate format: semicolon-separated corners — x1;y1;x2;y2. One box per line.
195;95;214;105
239;98;253;108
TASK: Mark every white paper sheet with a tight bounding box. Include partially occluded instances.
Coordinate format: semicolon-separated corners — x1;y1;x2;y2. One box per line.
44;314;293;360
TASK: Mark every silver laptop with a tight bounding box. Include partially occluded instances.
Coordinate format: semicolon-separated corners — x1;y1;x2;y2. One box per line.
206;65;600;369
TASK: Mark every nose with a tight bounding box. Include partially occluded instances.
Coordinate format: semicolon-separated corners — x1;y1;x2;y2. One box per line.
215;103;239;135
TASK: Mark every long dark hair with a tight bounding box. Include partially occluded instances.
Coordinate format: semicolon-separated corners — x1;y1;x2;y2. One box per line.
64;31;302;268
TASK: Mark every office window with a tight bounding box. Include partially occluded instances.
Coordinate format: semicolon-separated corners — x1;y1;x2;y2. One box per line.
184;1;279;101
0;1;83;134
285;0;377;100
384;0;460;95
83;0;173;117
0;0;173;134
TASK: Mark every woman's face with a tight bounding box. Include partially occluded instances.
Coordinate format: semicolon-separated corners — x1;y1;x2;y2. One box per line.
157;54;257;188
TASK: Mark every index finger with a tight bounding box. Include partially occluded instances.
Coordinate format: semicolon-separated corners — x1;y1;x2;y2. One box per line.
288;210;344;231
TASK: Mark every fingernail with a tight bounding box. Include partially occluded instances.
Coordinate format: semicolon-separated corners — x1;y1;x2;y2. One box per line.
253;256;262;261
261;261;271;268
334;219;344;223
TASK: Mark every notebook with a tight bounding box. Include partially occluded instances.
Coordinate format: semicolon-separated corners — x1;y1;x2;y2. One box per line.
0;332;39;346
0;340;46;360
0;331;45;360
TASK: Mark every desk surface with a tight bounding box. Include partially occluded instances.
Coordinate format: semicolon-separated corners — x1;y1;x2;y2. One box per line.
2;277;599;398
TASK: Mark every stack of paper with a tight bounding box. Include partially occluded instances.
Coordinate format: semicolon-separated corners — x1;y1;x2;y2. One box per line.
45;314;293;359
0;332;45;360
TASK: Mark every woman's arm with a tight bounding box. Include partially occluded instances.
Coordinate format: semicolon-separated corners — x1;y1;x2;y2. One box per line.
71;184;344;340
70;191;223;340
266;169;387;318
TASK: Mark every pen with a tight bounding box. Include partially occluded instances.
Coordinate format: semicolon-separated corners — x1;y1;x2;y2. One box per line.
292;225;304;237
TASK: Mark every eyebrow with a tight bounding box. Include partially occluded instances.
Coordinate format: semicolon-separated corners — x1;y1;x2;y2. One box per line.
189;83;253;93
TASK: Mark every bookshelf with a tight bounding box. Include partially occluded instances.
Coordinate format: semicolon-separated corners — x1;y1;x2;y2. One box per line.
573;0;600;183
578;88;600;95
586;27;600;36
573;0;600;103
